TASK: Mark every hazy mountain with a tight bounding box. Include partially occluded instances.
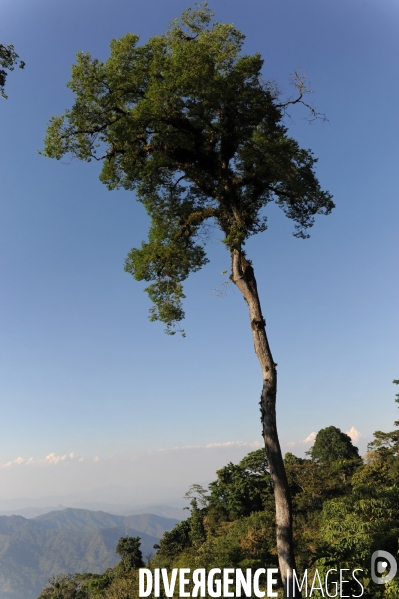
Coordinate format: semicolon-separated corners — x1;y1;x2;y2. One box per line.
0;495;187;521
33;508;179;538
0;506;66;519
0;488;188;513
0;503;185;521
114;503;186;520
0;509;179;599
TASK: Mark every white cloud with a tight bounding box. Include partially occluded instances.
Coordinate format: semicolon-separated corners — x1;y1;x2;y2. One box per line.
287;432;317;448
44;453;72;465
1;457;24;468
0;452;80;468
301;432;317;445
0;441;265;470
0;441;273;503
287;428;362;450
346;426;361;443
155;440;263;453
205;441;262;449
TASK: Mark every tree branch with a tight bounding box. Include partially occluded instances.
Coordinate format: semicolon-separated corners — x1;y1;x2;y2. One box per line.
276;71;328;123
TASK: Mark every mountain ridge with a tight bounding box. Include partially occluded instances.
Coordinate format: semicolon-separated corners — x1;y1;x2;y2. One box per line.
0;508;181;599
0;501;186;520
32;508;180;538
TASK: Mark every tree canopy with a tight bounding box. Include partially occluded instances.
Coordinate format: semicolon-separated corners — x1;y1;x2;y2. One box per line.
309;425;360;464
115;536;144;571
43;2;333;335
367;380;399;462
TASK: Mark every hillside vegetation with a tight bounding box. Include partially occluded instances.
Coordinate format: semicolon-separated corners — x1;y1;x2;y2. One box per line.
36;385;399;598
0;510;178;599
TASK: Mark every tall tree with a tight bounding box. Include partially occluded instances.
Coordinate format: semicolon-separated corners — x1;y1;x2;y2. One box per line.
42;4;334;595
115;536;144;571
0;42;24;99
367;380;399;462
309;426;360;465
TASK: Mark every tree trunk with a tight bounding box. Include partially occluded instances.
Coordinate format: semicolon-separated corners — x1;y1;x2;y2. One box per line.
230;248;300;599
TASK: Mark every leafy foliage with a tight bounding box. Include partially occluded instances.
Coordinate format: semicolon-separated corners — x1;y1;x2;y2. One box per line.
368;381;399;463
38;573;93;599
206;449;273;520
309;425;361;464
0;42;24;98
43;2;333;334
115;537;144;572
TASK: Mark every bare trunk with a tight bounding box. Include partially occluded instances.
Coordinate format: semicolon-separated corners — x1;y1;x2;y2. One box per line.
231;248;300;599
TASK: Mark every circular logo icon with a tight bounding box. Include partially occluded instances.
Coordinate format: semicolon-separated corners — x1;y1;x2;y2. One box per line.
371;550;397;584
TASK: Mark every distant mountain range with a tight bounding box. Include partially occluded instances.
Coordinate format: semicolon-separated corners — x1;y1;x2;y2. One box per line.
0;500;186;521
0;508;180;599
33;509;179;539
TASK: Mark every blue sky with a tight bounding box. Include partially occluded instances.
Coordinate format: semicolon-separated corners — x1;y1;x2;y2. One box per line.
0;0;398;502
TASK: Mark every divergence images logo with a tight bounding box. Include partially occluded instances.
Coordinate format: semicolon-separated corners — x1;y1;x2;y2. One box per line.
371;550;397;584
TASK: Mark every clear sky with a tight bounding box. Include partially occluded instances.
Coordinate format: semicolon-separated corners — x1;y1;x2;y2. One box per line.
0;0;398;504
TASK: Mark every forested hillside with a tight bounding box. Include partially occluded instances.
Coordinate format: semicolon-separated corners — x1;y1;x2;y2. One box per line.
0;511;178;599
37;385;399;598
